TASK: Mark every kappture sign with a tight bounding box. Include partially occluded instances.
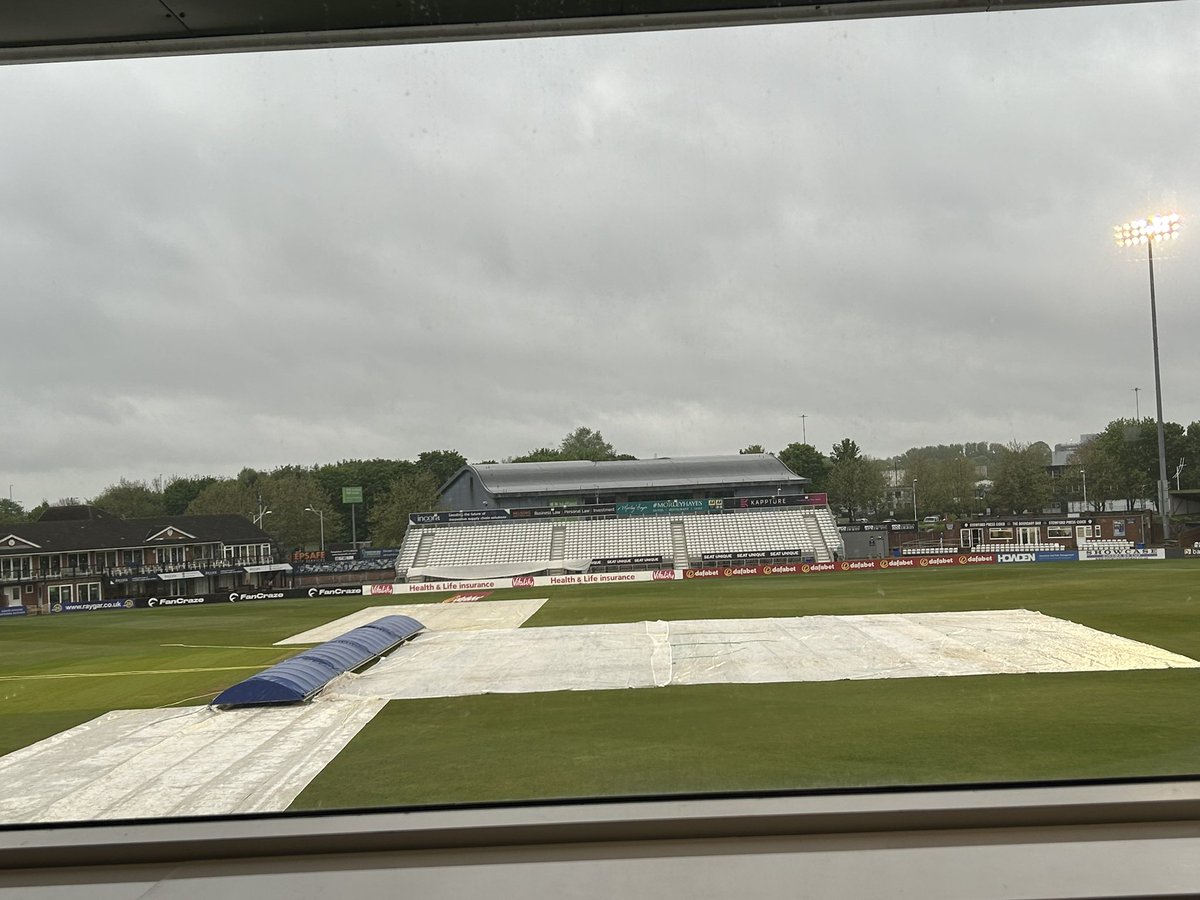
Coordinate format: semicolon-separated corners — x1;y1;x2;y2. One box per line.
721;494;828;509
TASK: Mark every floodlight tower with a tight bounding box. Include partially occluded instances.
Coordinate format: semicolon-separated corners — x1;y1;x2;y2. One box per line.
305;505;326;551
1113;212;1182;541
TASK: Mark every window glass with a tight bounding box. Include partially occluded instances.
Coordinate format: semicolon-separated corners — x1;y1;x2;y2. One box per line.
1;0;1199;827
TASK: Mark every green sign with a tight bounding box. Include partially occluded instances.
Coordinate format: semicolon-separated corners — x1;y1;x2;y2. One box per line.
342;486;363;504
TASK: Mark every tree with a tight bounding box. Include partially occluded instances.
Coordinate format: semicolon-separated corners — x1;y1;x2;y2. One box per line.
90;478;167;518
368;472;442;547
987;443;1054;515
827;455;887;520
1062;437;1119;512
162;476;218;516
186;479;257;519
740;444;766;455
941;455;979;516
1087;418;1187;512
417;450;468;486
900;449;978;518
313;459;417;544
258;470;340;552
188;472;344;550
559;427;618;461
0;499;26;524
507;447;562;463
830;438;861;464
1184;422;1200;491
777;443;828;493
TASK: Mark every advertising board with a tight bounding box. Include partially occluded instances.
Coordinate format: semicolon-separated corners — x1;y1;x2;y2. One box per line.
1035;551;1079;562
52;599;135;613
996;552;1037;564
700;549;804;562
616;499;715;517
720;493;828;510
1079;548;1165;560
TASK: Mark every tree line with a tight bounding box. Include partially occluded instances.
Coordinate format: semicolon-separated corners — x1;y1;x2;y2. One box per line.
3;419;1196;549
0;427;634;550
746;417;1200;521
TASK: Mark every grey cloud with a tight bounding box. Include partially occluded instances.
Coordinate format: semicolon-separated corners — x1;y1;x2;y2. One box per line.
2;3;1199;506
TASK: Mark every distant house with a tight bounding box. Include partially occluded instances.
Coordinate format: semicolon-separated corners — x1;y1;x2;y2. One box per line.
0;505;282;614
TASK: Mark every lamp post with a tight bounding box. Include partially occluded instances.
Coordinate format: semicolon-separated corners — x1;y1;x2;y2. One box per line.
305;505;326;551
912;479;918;522
1114;212;1182;541
1133;386;1141;420
1081;468;1087;513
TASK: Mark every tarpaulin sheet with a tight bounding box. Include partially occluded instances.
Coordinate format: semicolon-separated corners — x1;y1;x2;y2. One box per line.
330;610;1199;701
278;598;547;645
0;698;386;824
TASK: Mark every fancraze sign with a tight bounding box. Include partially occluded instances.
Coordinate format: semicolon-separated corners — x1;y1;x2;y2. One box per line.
132;587;352;607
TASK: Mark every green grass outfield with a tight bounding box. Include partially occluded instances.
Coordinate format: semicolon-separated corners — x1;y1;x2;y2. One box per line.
2;561;1199;811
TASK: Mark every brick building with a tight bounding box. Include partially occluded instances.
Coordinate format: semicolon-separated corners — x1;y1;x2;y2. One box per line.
0;505;283;614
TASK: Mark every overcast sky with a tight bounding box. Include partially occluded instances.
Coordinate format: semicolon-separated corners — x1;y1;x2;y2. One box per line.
2;1;1198;507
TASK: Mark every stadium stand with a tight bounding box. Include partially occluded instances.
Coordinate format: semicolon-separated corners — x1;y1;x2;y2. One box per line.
969;543;1065;553
398;506;843;580
902;543;1066;555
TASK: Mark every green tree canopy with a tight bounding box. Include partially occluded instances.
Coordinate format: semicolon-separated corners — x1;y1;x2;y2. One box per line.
830;438;861;464
777;442;828;493
826;449;887;520
90;478;167;519
986;442;1054;515
417;450;468;485
368;472;442;547
162;476;218;516
559;427;618;461
186;479;257;519
1087;418;1187;512
507;447;562;463
900;449;979;518
0;499;26;524
739;444;766;455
